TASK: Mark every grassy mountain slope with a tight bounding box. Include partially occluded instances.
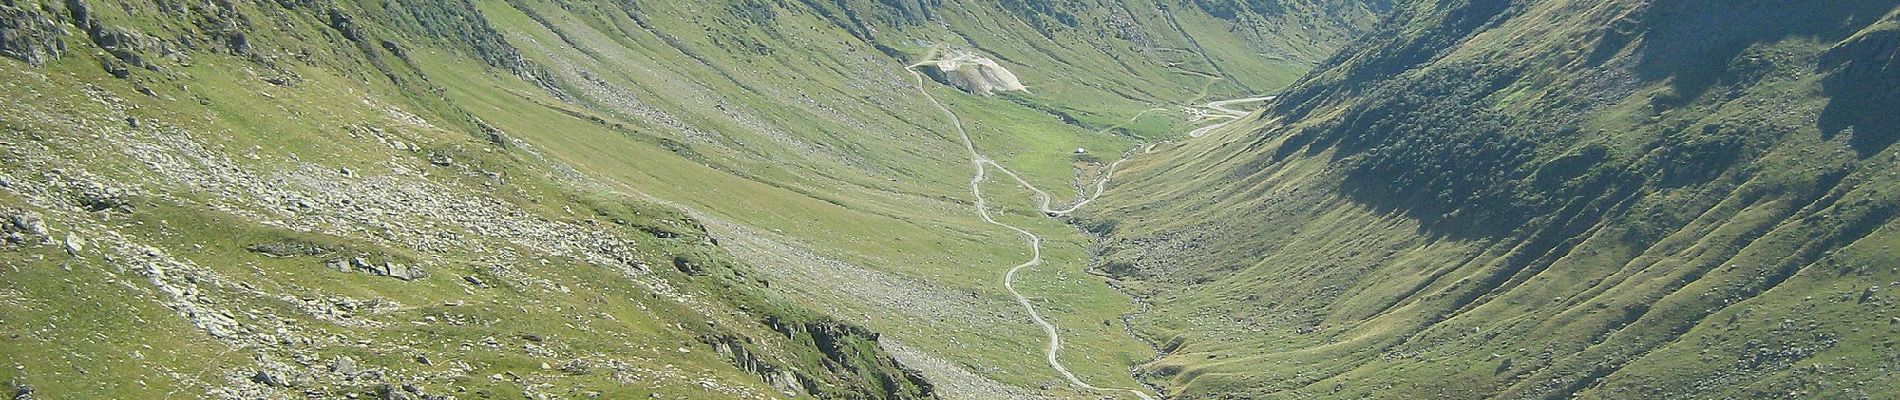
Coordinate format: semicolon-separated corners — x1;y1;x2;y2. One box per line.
1094;0;1900;398
0;1;935;396
0;0;1387;398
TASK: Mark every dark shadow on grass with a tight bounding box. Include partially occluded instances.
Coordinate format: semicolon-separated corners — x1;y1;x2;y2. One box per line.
1258;1;1897;242
1817;13;1900;157
1631;1;1896;109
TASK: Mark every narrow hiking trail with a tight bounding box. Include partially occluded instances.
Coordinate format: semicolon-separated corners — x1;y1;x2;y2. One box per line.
905;58;1272;400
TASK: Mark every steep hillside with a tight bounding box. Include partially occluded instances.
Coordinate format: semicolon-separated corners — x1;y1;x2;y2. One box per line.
1094;0;1900;398
0;0;1388;398
0;1;935;398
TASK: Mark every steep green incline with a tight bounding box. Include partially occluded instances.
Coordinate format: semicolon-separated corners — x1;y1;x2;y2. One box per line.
1095;0;1900;398
0;0;935;398
0;0;1387;399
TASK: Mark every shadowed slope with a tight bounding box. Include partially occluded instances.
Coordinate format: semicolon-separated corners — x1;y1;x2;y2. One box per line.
1094;0;1900;398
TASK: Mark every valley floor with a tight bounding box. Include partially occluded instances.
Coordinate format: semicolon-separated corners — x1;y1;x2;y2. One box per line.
905;52;1281;399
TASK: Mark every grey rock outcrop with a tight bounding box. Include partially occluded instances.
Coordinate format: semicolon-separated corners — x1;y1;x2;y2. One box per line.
0;3;64;66
330;356;357;376
250;370;289;387
9;382;33;400
4;211;50;245
60;233;82;255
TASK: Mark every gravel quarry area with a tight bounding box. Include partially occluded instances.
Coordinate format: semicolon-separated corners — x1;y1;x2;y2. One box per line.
918;49;1029;96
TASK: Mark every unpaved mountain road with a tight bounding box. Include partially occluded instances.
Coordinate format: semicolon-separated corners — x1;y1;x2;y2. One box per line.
1205;96;1276;116
906;58;1273;400
907;65;1158;400
1187;96;1275;138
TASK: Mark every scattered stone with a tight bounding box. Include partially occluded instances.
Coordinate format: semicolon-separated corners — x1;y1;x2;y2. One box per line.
9;214;45;236
522;333;544;342
375;383;415;400
557;359;592;375
245;240;334;258
102;57;132;79
250;370;288;387
10;382;32;400
426;153;454;167
477;121;511;147
61;233;83;256
125;116;140;128
6;213;48;245
462;275;486;288
524;342;554;358
326;258;349;272
73;182;133;212
379;263;426;281
330;356;357;376
672;256;703;276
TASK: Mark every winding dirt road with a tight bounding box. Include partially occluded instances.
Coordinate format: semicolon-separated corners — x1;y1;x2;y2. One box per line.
1186;96;1275;138
1204;96;1276;116
906;64;1158;400
906;57;1273;400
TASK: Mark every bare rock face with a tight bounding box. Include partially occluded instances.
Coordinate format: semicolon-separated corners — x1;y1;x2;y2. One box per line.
0;3;65;66
928;50;1026;96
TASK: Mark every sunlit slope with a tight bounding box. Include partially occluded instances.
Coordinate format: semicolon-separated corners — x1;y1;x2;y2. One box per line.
0;0;1392;398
